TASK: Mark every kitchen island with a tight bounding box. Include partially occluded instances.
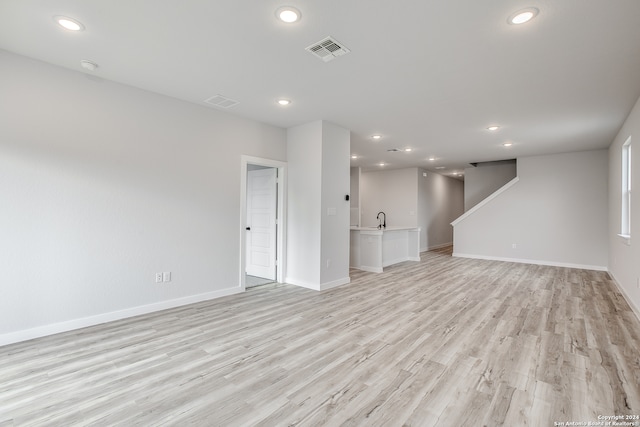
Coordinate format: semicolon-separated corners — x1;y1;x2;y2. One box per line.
350;226;421;273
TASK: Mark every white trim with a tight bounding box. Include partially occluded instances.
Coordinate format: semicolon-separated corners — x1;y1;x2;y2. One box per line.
451;177;520;226
621;137;632;237
382;256;421;267
421;242;453;252
285;276;350;291
240;156;287;289
285;277;319;290
383;257;410;267
319;277;351;291
353;266;384;274
0;286;243;347
617;233;631;246
608;271;640;323
452;252;608;272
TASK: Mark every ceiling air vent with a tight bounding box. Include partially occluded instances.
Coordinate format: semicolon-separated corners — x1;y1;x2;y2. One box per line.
387;148;401;152
204;94;239;109
305;36;350;62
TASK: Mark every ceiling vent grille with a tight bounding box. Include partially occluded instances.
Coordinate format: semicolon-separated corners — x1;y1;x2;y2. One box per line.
204;94;239;109
305;36;350;62
387;148;401;152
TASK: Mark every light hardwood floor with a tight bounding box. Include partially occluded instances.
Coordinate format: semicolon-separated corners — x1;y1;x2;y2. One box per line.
1;247;639;426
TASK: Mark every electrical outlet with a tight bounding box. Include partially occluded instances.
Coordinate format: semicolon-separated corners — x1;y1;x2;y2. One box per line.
155;272;163;283
326;259;331;268
512;243;517;249
163;272;171;282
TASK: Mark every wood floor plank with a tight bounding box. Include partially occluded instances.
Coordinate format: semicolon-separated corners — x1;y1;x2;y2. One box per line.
1;246;640;426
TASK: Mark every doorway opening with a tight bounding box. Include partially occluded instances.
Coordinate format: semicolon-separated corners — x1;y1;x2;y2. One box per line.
240;156;286;290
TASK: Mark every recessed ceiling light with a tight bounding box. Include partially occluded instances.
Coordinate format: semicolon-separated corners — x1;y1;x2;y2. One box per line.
351;155;358;159
404;148;412;152
378;162;386;166
428;156;436;161
275;6;301;23
435;166;446;170
503;142;513;147
508;7;539;25
371;135;382;140
277;99;291;106
487;125;500;131
54;16;84;31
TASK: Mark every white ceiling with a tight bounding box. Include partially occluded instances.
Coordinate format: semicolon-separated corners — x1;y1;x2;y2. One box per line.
1;1;640;177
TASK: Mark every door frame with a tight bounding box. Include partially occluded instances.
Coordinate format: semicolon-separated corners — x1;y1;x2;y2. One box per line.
240;155;287;290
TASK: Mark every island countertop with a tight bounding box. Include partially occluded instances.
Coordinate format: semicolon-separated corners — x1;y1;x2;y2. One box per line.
349;226;420;232
350;227;421;273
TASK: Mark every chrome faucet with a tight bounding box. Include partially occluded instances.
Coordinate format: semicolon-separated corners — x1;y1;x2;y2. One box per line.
377;211;386;229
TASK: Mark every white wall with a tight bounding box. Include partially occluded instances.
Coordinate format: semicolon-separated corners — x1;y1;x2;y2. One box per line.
418;169;464;251
0;50;287;344
360;168;463;251
360;168;418;228
453;150;608;270
286;120;350;290
286;122;323;286
350;167;360;226
320;122;351;285
609;94;640;316
464;161;517;211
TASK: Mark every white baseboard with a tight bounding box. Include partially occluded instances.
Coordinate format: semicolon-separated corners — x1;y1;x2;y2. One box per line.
608;271;640;323
351;265;383;273
0;286;243;347
452;253;608;272
421;242;453;252
383;257;408;267
319;277;351;291
285;277;319;290
285;276;350;291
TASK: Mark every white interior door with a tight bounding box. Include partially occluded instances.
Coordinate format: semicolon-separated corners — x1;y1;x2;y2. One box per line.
246;167;277;280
